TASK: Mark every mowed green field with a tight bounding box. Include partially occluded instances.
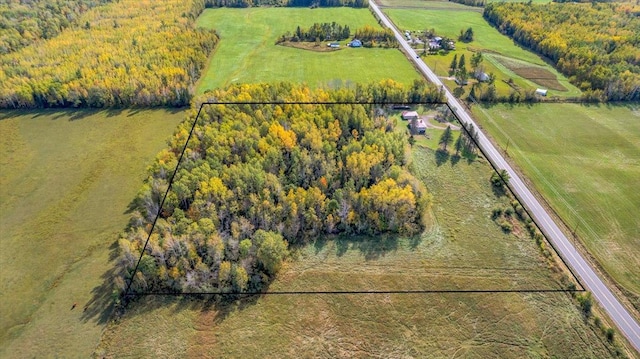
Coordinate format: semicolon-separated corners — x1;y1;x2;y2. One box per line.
383;6;581;98
473;103;640;309
195;8;421;92
0;109;184;357
96;135;611;357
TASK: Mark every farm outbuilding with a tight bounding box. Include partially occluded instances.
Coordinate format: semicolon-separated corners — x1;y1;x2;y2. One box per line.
401;111;419;121
535;88;548;96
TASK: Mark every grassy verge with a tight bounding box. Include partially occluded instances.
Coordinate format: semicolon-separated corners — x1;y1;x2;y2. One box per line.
96;119;612;357
383;6;581;99
0;109;184;357
472;103;640;310
195;8;421;92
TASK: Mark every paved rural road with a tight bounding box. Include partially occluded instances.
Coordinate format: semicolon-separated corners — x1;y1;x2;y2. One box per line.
369;0;640;353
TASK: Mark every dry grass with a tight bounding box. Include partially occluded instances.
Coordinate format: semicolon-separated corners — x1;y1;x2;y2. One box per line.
0;109;184;358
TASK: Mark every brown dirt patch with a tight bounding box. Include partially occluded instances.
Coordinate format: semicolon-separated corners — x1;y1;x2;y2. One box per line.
278;41;342;52
495;57;567;91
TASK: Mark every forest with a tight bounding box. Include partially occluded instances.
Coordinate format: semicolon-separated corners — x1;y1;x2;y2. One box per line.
118;81;443;294
0;0;112;54
0;0;218;108
484;2;640;101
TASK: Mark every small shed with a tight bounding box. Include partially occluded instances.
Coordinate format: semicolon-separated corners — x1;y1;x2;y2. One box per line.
411;119;427;134
477;72;490;82
402;111;419;121
348;39;362;48
535;88;548;96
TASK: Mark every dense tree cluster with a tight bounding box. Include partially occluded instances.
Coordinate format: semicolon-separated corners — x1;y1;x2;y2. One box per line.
0;0;218;108
287;0;368;8
448;0;485;7
354;25;397;48
484;2;640;101
278;22;351;43
118;82;440;294
0;0;112;54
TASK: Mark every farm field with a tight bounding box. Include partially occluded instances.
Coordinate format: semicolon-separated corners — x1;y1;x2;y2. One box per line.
0;109;184;357
96;126;611;357
472;103;640;311
378;0;551;6
382;4;581;98
195;8;421;92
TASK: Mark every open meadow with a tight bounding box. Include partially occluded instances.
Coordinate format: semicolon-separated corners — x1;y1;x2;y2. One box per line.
195;8;421;92
96;120;612;357
0;109;184;357
472;103;640;312
381;3;581;99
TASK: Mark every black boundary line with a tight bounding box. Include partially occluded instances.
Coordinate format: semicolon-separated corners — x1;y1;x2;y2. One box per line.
123;105;204;298
446;102;586;292
136;289;577;296
123;100;583;299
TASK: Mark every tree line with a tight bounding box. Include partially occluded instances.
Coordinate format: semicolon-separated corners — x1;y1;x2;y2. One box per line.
204;0;367;7
0;0;112;54
0;0;218;108
278;22;351;43
484;2;640;101
118;81;441;294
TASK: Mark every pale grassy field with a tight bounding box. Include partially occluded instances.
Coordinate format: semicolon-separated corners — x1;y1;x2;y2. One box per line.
473;103;640;311
0;109;184;357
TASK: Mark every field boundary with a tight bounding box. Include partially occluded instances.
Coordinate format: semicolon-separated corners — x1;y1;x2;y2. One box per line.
122;100;584;300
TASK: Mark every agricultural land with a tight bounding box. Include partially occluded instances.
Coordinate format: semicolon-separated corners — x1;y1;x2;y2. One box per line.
381;1;582;99
473;103;640;312
195;7;421;92
0;109;184;357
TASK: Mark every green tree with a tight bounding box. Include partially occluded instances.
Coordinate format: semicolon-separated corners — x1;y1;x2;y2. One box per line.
439;125;453;150
449;54;458;75
256;230;289;275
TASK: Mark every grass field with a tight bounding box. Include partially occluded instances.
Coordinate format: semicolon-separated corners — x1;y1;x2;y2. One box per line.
473;103;640;310
0;109;184;357
383;5;581;98
96;122;612;357
195;8;421;92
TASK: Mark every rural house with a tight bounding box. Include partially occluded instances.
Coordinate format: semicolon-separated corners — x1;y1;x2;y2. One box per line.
348;39;362;47
411;118;427;134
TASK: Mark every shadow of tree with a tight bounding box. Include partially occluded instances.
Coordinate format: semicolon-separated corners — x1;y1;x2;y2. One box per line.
435;148;449;166
450;154;461;166
80;241;119;325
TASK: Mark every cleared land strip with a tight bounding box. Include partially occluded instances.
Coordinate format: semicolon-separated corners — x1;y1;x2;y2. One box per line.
368;0;640;352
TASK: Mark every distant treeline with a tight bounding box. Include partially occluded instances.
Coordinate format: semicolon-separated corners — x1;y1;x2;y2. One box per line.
279;22;351;42
448;0;485;7
0;0;218;108
118;81;441;295
484;2;640;101
204;0;367;7
0;0;112;54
